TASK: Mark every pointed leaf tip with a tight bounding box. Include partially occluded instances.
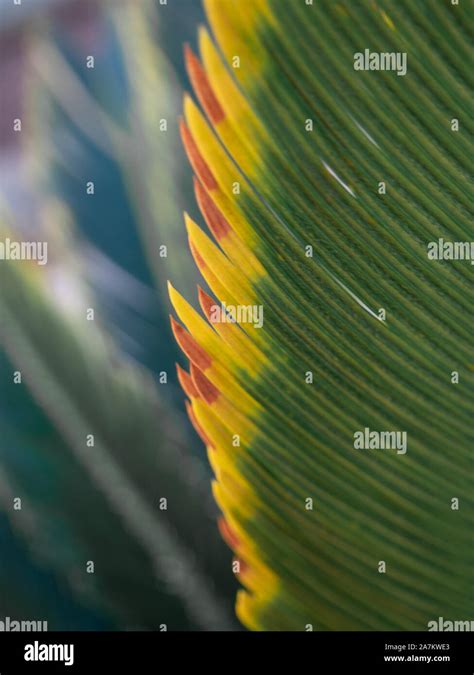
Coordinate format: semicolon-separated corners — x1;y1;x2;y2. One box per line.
194;178;232;241
170;316;213;371
180;120;218;191
185;42;225;125
190;363;220;404
176;363;200;399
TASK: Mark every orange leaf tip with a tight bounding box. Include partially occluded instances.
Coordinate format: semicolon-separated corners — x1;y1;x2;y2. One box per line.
184;44;225;125
179;117;218;191
176;364;199;399
218;516;241;550
197;285;216;322
170;315;212;370
194;177;232;241
190;363;220;404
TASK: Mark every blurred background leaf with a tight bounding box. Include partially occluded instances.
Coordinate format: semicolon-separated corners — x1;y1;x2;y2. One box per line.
0;0;238;630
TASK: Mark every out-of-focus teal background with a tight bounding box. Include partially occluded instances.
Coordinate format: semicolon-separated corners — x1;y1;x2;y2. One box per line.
0;0;239;630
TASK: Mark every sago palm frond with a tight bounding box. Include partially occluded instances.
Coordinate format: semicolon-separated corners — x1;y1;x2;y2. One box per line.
170;0;473;630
